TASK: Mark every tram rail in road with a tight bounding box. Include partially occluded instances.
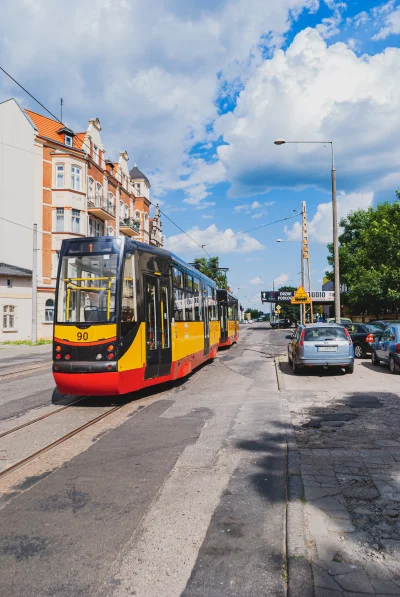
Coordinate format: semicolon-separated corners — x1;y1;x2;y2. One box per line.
0;402;123;480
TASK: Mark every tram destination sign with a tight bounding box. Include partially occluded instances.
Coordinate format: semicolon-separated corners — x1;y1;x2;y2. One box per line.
261;290;335;303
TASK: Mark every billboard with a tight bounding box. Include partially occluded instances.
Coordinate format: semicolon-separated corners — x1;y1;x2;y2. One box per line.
261;290;335;303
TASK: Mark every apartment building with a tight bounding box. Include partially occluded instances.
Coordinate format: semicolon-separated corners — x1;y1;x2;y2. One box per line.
0;98;163;340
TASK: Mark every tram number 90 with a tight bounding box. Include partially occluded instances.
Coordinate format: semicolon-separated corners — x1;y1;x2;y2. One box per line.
77;332;89;341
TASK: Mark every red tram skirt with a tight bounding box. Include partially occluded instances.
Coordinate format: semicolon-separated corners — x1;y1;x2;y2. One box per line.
54;345;218;396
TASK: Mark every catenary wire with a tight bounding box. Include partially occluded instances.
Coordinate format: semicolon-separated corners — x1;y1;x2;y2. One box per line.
0;67;299;259
0;66;212;257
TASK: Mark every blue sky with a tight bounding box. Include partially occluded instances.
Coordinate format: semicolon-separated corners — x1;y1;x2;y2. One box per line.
1;0;400;311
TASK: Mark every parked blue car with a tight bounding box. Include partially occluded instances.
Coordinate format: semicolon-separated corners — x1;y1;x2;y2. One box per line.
371;323;400;373
288;323;355;374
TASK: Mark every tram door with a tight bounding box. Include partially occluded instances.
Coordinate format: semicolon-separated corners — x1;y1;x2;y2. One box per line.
220;302;228;344
203;285;210;356
144;275;172;379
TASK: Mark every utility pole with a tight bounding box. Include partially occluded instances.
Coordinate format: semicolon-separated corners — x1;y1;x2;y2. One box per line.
60;98;63;122
331;150;341;323
302;201;313;323
32;224;38;343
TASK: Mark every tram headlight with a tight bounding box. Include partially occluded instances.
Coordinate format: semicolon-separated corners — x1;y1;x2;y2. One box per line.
95;353;103;360
107;353;114;360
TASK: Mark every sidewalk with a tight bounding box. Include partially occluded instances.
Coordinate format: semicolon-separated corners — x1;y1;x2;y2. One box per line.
0;343;52;361
280;357;400;595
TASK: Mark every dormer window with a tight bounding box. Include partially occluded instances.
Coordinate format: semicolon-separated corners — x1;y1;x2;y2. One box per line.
65;135;72;147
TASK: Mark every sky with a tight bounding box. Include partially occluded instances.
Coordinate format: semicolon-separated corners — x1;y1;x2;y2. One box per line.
1;0;400;311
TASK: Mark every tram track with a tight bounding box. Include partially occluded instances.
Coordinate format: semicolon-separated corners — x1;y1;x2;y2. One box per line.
0;395;89;440
0;402;124;480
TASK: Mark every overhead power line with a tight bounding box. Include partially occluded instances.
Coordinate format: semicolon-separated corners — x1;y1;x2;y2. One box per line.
0;66;212;257
202;213;301;248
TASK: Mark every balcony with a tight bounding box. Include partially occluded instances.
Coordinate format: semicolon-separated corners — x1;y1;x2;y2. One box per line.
87;193;115;221
119;217;140;237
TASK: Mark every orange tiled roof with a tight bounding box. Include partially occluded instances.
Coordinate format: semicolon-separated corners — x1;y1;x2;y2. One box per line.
25;109;84;150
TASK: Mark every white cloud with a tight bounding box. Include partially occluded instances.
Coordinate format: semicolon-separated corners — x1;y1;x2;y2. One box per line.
284;191;374;243
0;0;323;201
202;214;214;219
164;224;264;255
373;4;400;40
250;276;262;284
274;273;290;286
234;205;249;212
251;201;260;209
251;212;263;219
215;28;400;199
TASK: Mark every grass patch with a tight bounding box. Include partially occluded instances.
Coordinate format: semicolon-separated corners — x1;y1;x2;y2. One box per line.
0;339;52;346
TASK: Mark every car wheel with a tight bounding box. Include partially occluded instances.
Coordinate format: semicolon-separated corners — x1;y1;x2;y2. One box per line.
371;351;380;366
389;355;398;374
353;343;364;359
346;363;354;374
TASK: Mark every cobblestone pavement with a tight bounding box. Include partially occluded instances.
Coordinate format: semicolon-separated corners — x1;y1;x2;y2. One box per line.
279;354;400;596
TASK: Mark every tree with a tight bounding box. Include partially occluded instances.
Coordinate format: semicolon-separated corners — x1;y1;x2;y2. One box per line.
245;308;264;320
276;286;300;321
192;256;229;289
326;193;400;316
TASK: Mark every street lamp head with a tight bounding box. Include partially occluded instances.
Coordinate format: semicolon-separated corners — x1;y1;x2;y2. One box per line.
276;239;283;242
274;139;286;145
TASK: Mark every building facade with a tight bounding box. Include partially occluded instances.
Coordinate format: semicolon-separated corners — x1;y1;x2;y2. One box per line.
0;98;163;341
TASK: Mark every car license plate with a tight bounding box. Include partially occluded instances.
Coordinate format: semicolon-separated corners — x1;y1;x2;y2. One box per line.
318;347;336;352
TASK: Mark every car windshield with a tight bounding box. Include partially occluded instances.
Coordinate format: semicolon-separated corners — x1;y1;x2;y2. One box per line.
304;327;347;341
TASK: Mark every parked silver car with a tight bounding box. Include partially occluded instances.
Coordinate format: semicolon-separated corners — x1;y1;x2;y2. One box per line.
288;323;355;374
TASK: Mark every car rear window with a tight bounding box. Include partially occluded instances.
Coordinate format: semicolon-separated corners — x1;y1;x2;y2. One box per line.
304;327;347;341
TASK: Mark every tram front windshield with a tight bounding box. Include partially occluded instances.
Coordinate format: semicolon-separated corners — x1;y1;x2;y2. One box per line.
57;240;120;323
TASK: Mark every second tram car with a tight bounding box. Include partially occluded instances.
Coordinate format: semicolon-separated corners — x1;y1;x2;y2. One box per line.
217;289;240;347
53;236;234;396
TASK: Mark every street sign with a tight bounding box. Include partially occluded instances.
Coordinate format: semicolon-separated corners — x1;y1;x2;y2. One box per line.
291;286;311;305
262;290;335;303
276;305;281;312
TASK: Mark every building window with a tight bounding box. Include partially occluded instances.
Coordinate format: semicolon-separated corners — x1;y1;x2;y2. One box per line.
135;211;140;220
72;209;80;233
89;217;94;236
65;135;72;147
96;183;102;205
3;305;16;330
71;166;81;191
56;207;64;232
125;205;129;220
94;144;98;164
95;221;103;237
88;177;94;200
56;164;64;188
7;278;12;288
45;299;54;322
108;192;114;213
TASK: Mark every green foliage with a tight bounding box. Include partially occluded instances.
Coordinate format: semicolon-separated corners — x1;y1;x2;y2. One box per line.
276;286;300;321
327;193;400;315
245;308;264;319
192;256;229;289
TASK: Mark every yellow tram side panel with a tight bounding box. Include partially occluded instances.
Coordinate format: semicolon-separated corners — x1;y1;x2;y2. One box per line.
118;322;146;372
54;324;117;344
172;322;204;361
210;320;220;348
227;320;236;338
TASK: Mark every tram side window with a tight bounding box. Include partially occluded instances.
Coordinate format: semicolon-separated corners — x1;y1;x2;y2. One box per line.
193;277;201;321
121;253;137;337
185;274;195;321
207;286;217;321
173;266;185;321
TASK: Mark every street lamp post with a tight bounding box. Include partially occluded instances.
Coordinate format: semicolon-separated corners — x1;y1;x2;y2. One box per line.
274;139;340;324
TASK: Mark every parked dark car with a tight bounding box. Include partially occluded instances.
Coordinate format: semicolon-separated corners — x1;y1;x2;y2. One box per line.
343;323;382;358
270;318;291;329
371;324;400;373
368;320;396;330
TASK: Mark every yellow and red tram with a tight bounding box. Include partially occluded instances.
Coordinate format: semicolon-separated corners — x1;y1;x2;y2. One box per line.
217;289;240;347
53;236;236;396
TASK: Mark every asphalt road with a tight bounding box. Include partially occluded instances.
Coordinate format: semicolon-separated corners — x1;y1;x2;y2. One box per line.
0;325;291;597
